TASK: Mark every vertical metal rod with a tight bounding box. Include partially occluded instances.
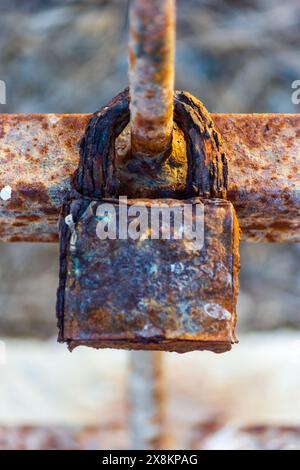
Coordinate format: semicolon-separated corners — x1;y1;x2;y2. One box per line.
127;0;175;450
129;351;165;449
129;0;175;159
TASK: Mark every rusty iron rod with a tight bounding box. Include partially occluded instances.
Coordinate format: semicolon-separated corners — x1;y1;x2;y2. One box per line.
129;0;175;159
0;113;299;243
129;351;166;449
128;1;175;450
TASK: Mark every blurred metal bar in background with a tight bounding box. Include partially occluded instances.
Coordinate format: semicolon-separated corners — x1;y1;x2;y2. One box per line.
129;0;175;159
0;113;299;243
129;351;165;449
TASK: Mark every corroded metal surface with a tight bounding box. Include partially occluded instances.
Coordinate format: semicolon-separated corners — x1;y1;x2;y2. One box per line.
129;0;175;159
216;114;300;242
73;89;227;200
0;113;90;242
0;113;299;242
57;197;239;353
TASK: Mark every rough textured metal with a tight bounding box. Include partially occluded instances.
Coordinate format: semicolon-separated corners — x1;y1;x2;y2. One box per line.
57;197;239;354
0;113;299;242
219;114;300;242
129;0;175;159
0;113;90;242
72;89;227;200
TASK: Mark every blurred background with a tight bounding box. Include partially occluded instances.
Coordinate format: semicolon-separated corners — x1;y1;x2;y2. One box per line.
0;0;300;449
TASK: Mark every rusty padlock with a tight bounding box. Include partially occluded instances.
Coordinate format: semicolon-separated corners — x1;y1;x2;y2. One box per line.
57;88;240;353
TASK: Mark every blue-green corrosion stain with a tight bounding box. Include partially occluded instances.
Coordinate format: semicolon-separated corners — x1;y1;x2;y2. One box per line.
73;256;81;279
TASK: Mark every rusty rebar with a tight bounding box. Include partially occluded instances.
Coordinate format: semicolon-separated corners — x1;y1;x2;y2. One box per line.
129;0;175;159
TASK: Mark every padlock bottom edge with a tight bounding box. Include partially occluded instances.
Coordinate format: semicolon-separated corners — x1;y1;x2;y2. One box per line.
66;339;234;354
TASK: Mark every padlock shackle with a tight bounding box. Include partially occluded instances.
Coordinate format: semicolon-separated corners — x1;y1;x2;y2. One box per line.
129;0;175;160
72;89;227;200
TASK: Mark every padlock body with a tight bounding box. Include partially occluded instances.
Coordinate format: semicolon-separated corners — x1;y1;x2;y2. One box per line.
57;197;239;353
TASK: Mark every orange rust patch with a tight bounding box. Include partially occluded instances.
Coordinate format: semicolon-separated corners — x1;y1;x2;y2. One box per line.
16;182;50;204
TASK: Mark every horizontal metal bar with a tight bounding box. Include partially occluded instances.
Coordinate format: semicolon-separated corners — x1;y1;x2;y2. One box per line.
0;113;299;242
